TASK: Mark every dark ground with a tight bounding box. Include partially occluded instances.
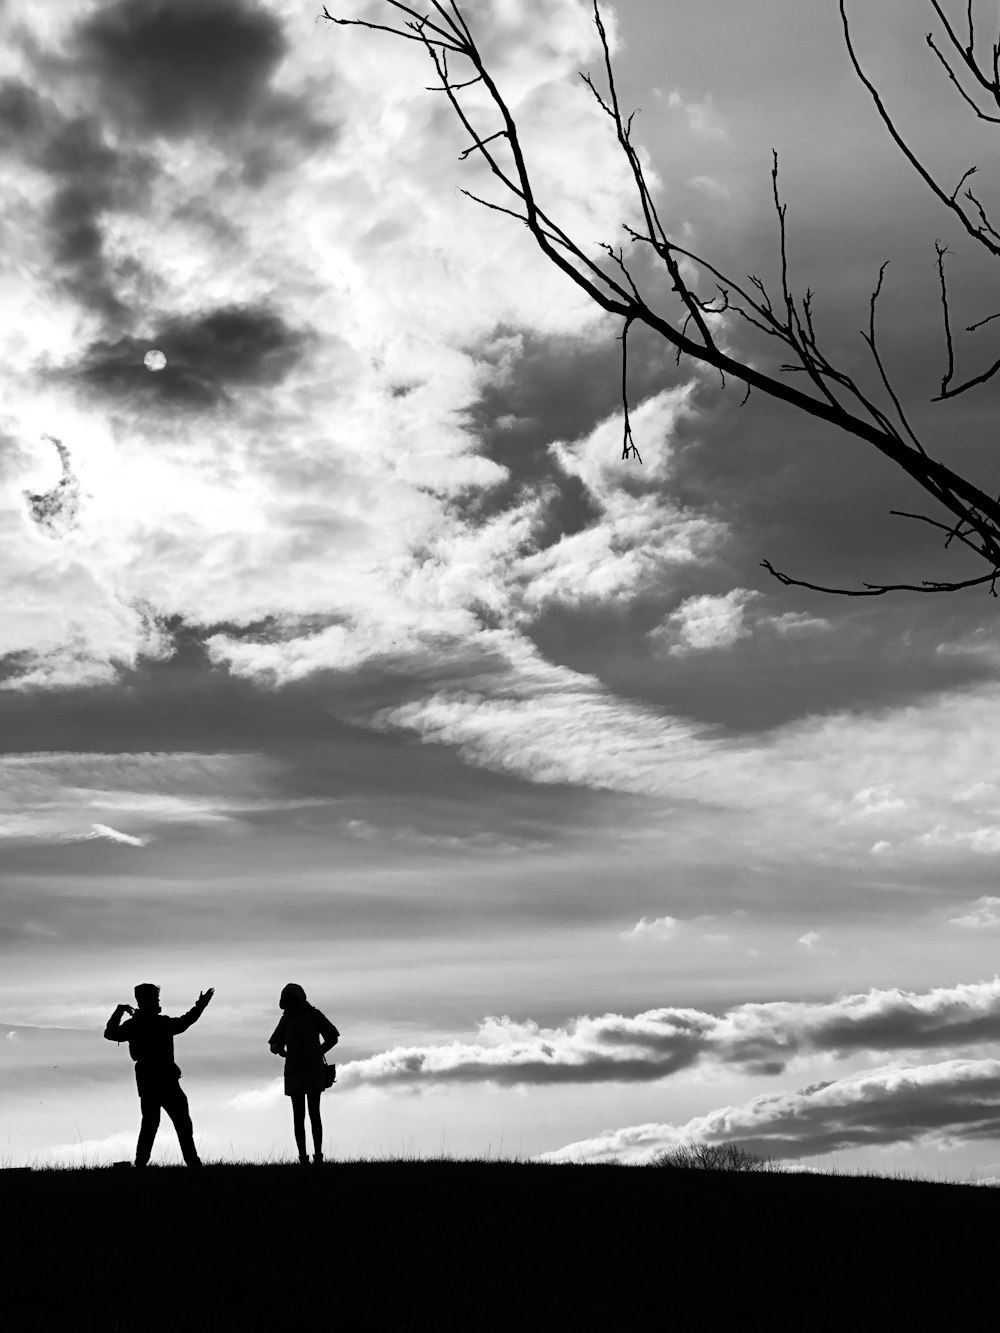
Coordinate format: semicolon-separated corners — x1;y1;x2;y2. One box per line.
3;1161;997;1330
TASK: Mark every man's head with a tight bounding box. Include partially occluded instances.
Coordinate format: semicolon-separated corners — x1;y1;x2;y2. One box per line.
134;983;161;1013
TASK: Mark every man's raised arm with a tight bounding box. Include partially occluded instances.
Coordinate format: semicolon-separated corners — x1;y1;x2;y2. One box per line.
171;987;215;1033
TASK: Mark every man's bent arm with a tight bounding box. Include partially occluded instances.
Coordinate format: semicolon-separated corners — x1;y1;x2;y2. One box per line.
104;1006;130;1042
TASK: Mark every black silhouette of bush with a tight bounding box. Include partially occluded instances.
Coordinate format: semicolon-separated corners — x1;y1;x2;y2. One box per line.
652;1141;779;1172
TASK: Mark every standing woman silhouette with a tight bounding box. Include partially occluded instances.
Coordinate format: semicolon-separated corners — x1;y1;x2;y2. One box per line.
269;983;339;1165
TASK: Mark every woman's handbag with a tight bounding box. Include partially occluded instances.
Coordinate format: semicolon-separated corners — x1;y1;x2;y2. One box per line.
322;1055;337;1089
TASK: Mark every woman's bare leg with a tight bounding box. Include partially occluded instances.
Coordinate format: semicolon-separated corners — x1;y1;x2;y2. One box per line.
291;1091;308;1162
307;1089;323;1162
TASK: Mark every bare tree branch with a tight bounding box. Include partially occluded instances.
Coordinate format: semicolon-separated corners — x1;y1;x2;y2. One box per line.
321;1;1000;598
928;0;1000;106
321;2;465;52
760;559;1000;597
925;30;1000;123
840;0;1000;258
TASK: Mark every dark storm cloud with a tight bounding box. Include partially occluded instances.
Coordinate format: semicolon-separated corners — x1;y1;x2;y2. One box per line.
71;303;314;408
73;0;286;139
41;117;156;321
0;77;47;142
0;80;156;321
65;0;336;183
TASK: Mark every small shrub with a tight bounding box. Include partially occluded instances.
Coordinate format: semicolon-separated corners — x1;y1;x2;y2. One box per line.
652;1142;778;1173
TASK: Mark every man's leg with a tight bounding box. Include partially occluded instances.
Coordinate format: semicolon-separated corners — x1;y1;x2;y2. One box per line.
161;1081;201;1166
135;1083;162;1167
290;1091;308;1163
307;1089;323;1163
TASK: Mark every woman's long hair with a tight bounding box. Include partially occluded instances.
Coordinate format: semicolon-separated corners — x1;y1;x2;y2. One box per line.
279;983;308;1011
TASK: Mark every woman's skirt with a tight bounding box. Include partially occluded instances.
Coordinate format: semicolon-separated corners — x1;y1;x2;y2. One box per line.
283;1055;326;1097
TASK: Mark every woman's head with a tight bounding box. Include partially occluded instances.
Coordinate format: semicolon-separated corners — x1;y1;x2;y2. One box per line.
279;983;307;1010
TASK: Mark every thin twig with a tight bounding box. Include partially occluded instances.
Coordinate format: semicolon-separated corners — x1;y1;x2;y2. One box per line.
619;315;641;462
925;33;1000;123
860;261;926;456
760;559;1000;597
935;240;955;398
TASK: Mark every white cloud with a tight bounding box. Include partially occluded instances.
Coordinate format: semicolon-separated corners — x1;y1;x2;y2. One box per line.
228;1077;284;1111
537;1058;1000;1164
651;588;759;655
953;782;1000;805
621;915;679;940
920;825;1000;854
765;611;831;636
665;90;728;140
334;976;1000;1091
797;932;820;950
850;786;908;817
344;637;1000;872
949;897;1000;929
687;174;731;199
83;823;148;847
44;1130;138;1166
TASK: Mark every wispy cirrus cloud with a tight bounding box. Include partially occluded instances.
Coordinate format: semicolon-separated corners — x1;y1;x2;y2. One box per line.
79;823;147;846
0;750;332;842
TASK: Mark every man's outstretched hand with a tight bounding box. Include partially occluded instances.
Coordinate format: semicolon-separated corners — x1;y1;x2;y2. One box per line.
198;988;215;1006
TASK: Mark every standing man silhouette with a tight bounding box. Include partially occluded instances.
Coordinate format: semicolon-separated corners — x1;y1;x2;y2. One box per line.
104;983;214;1168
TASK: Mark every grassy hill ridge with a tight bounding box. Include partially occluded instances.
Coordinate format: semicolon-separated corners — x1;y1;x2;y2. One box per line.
5;1157;998;1329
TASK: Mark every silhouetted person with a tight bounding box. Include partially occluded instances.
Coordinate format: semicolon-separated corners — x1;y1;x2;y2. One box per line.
104;983;214;1168
269;983;339;1165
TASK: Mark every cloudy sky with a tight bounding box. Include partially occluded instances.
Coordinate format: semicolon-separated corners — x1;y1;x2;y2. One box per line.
6;0;1000;1177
